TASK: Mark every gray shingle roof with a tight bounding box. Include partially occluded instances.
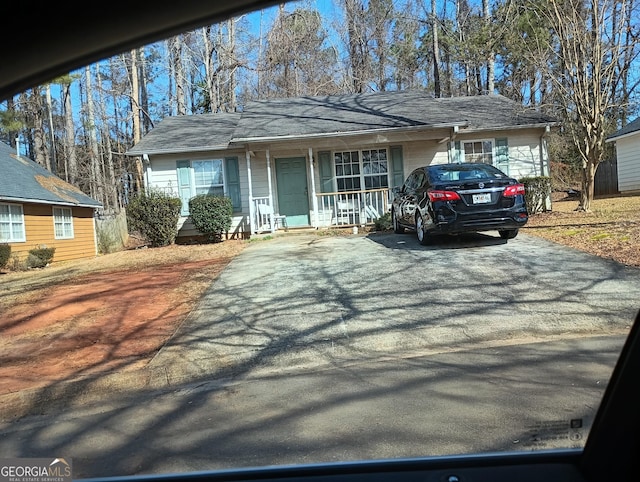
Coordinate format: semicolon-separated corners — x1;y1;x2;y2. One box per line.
0;141;102;208
234;91;557;140
126;112;241;155
126;92;558;155
607;117;640;140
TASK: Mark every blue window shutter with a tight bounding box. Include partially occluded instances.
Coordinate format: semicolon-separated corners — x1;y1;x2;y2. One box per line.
176;160;192;216
495;138;509;174
318;151;333;193
225;156;241;211
390;146;404;188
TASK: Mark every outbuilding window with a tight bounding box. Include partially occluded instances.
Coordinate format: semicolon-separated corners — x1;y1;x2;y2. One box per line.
53;207;74;239
0;202;26;242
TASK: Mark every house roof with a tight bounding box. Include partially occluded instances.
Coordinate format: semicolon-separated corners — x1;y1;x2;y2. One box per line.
233;91;557;141
606;117;640;142
0;141;102;208
126;91;558;156
127;112;241;155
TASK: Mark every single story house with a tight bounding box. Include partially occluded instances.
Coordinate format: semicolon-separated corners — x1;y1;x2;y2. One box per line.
0;141;103;263
125;91;558;239
606;117;640;194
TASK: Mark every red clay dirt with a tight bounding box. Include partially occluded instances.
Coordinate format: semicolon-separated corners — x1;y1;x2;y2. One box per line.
0;241;246;397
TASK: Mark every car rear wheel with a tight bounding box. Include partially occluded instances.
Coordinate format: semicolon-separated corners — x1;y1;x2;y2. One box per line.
416;213;431;245
499;229;519;239
392;209;404;234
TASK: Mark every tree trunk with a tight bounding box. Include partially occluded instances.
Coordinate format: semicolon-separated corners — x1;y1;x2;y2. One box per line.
431;0;441;97
45;84;57;174
30;88;50;170
483;0;494;94
128;49;143;192
96;62;120;212
345;0;367;93
63;82;77;185
85;64;103;205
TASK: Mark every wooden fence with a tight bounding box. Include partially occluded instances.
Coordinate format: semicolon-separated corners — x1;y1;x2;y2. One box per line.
594;159;619;197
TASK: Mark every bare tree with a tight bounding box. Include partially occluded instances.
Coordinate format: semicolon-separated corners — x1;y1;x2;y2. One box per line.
344;0;370;93
529;0;639;211
61;76;78;184
430;0;442;97
84;64;103;204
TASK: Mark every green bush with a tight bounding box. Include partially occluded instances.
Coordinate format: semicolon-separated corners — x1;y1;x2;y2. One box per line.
520;176;552;214
374;212;392;231
0;243;11;269
126;190;182;247
27;246;55;268
189;195;233;243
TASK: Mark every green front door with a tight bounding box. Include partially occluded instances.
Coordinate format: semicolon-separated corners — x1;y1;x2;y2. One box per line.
275;157;310;227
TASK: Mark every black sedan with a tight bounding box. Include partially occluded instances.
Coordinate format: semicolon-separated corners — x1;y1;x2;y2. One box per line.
391;163;528;245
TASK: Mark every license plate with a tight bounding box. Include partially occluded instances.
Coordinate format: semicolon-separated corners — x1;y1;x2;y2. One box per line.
472;193;492;204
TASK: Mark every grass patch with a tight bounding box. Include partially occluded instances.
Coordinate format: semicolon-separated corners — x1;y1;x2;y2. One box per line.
590;233;611;240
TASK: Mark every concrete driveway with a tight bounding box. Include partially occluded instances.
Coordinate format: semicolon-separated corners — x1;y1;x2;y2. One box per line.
150;231;640;383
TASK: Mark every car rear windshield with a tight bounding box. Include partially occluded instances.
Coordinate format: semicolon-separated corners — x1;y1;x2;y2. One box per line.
429;164;508;182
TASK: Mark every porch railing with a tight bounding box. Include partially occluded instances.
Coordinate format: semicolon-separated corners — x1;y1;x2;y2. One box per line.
252;196;279;233
314;188;391;227
252;189;391;233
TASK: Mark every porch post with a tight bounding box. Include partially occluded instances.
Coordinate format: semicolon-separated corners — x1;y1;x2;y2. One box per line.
266;149;275;232
246;150;255;234
308;147;319;228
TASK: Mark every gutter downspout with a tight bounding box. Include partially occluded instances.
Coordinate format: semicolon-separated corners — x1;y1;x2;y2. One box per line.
308;147;318;229
246;150;255;234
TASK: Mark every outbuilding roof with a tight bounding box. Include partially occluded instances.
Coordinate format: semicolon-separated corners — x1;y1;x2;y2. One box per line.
606;117;640;141
0;141;102;208
126;91;558;156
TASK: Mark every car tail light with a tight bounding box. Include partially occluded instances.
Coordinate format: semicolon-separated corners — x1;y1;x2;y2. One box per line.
428;190;461;202
503;184;525;197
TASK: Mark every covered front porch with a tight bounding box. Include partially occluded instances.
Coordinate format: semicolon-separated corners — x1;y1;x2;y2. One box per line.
246;147;391;234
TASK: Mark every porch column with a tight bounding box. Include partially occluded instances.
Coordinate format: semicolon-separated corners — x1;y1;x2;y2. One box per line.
266;149;275;231
309;147;319;228
246;150;255;233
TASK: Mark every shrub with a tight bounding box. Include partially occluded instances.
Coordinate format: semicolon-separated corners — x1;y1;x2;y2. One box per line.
374;212;392;231
0;243;10;269
189;195;233;243
27;246;55;268
520;176;552;214
126;190;182;247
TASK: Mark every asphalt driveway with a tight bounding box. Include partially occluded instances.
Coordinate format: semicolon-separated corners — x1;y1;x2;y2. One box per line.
149;231;640;383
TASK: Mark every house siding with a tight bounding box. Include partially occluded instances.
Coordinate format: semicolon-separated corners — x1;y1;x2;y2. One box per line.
146;151;251;238
616;134;640;192
145;127;550;235
7;203;97;263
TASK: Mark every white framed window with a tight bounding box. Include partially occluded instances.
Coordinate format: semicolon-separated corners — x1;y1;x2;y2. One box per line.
0;203;26;242
193;159;225;196
463;140;494;164
334;148;389;192
53;207;74;239
334;151;361;191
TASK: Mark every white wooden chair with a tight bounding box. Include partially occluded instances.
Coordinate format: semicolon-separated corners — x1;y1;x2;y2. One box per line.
258;203;288;232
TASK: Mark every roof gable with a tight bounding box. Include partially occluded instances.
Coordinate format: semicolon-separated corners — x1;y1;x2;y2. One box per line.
0;142;102;208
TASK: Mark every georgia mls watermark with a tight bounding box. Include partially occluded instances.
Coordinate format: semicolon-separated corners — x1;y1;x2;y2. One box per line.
0;459;72;482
